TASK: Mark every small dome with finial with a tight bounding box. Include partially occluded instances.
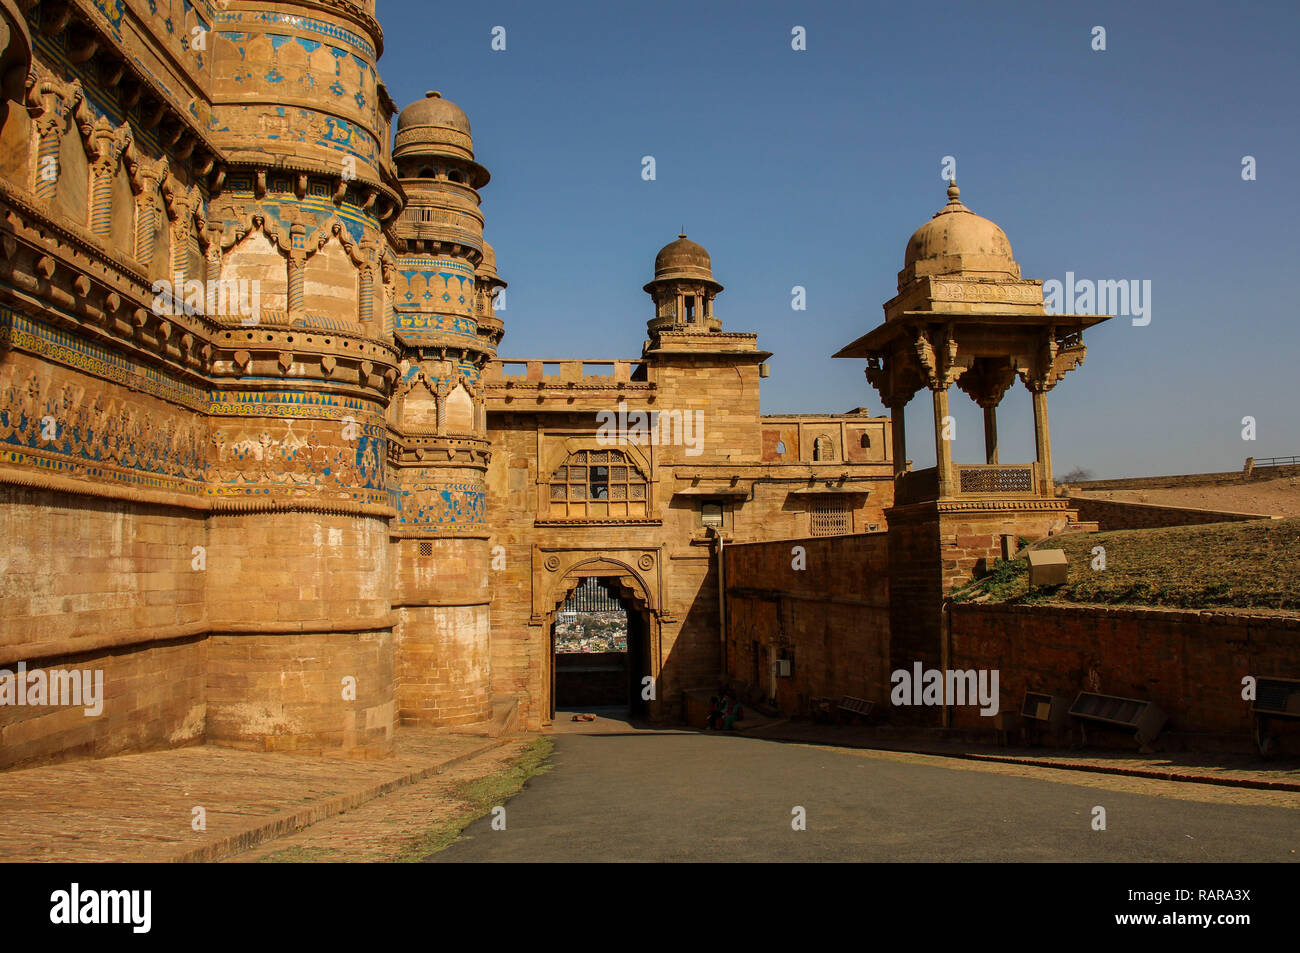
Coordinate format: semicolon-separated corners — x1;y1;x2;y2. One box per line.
397;90;472;136
653;232;715;281
903;181;1017;277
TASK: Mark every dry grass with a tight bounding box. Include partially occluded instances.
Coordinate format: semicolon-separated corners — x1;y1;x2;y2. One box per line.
952;517;1300;611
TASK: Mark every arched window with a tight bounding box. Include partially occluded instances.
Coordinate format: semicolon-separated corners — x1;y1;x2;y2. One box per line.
549;449;648;518
860;432;871;448
813;435;834;462
775;440;787;455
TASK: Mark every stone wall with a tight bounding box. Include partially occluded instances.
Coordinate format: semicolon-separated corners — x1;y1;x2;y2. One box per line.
948;603;1300;746
723;533;890;714
1067;464;1300;491
0;485;208;769
1068;497;1272;531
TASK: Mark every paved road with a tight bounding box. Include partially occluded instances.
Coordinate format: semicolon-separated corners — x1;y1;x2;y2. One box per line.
430;731;1300;862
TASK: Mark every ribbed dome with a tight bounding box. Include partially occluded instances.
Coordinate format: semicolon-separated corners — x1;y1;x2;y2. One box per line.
904;183;1015;273
397;91;471;135
654;233;713;280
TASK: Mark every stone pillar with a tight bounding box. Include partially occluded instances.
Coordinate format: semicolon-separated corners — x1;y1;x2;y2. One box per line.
1031;387;1054;495
888;400;908;478
983;405;999;464
932;386;954;497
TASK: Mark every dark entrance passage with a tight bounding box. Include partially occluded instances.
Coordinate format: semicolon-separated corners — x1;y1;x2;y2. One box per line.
552;576;650;718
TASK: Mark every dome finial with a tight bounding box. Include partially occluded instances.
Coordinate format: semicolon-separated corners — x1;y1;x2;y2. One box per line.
426;90;441;99
679;226;687;238
946;180;960;203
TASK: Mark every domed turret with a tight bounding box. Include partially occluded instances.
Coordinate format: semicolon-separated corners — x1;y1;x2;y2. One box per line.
391;91;496;350
397;90;472;136
644;232;723;336
653;234;716;282
394;91;489;187
900;183;1020;283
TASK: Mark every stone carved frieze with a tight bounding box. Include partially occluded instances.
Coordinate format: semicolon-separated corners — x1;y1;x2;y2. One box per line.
388;477;486;531
931;280;1042;304
0;362;207;490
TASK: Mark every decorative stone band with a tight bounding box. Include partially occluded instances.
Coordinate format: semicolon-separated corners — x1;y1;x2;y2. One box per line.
212;8;379;59
0;623;208;669
885;498;1071;517
934;498;1070;512
533;518;665;527
388;528;491;541
388;480;486;530
0;617;399;671
0;463;396;519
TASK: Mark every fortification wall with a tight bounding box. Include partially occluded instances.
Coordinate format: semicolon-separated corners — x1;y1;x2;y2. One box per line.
949;603;1300;748
723;533;890;714
1068;496;1272;531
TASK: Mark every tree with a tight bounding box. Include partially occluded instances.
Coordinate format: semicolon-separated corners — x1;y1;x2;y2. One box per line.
1060;466;1094;483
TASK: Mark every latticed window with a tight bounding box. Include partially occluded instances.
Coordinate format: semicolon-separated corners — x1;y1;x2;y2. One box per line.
809;498;851;536
548;450;648;518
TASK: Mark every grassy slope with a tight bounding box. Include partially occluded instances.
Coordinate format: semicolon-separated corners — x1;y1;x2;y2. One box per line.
952;517;1300;611
257;737;554;863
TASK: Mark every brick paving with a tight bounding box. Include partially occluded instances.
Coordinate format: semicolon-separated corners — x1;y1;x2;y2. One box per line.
0;729;509;863
231;738;536;862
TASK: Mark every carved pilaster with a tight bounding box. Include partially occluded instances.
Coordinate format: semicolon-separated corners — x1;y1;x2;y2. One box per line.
89;118;131;239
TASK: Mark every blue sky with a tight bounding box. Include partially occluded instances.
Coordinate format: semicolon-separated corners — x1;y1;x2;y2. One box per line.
375;0;1298;479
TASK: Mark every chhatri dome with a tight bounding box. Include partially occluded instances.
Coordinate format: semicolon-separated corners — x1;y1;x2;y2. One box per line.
901;182;1019;281
653;233;717;283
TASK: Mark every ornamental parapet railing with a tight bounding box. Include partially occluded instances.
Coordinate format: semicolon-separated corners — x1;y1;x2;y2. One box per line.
956;464;1037;495
894;463;1043;504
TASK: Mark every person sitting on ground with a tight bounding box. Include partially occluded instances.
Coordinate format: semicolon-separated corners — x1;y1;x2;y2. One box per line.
720;692;744;731
705;693;726;730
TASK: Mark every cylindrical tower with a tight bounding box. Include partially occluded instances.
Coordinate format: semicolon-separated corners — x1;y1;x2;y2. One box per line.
198;1;404;754
387;91;501;727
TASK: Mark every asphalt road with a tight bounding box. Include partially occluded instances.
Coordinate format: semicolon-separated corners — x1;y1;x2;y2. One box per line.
429;731;1299;862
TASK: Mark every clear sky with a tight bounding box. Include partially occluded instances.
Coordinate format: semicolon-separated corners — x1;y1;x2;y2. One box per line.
374;0;1298;479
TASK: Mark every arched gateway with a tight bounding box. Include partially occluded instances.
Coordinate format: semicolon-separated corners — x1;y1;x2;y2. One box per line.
544;558;660;723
